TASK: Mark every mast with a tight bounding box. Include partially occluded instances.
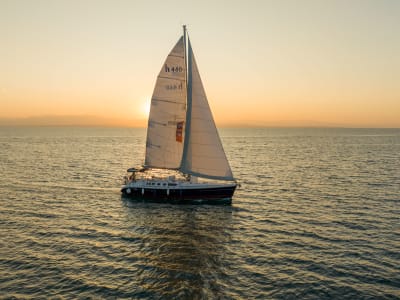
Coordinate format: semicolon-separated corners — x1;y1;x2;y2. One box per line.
182;25;189;112
180;26;193;174
183;25;187;72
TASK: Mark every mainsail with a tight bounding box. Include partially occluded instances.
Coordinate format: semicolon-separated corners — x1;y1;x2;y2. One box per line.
145;29;234;181
180;39;234;180
144;37;187;169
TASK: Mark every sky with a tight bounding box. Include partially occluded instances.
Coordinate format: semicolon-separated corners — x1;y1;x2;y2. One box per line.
0;0;399;127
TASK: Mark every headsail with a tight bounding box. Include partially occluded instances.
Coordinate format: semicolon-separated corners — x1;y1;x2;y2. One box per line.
180;38;234;181
144;37;187;169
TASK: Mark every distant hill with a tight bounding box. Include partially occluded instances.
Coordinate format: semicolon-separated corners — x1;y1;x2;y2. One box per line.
0;115;145;127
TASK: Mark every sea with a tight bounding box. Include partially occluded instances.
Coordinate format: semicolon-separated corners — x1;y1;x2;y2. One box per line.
0;127;399;299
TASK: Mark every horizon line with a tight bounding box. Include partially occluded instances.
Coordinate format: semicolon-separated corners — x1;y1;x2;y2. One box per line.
1;124;399;129
0;115;399;129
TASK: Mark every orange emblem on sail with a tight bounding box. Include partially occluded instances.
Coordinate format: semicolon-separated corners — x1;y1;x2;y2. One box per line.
176;121;184;142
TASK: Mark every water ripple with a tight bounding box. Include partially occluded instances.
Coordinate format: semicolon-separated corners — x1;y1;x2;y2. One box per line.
1;127;400;299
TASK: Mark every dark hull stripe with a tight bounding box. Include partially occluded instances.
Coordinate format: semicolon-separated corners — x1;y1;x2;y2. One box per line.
121;186;236;205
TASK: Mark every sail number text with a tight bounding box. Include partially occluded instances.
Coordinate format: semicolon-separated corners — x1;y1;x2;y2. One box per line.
165;64;183;73
164;64;184;90
166;82;183;90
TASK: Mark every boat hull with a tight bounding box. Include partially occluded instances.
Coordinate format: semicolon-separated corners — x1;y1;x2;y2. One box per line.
121;184;236;205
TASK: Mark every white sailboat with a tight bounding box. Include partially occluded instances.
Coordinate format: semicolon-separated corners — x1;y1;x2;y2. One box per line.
121;26;237;204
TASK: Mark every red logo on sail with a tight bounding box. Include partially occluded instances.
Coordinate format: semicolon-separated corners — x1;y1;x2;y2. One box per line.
176;121;184;142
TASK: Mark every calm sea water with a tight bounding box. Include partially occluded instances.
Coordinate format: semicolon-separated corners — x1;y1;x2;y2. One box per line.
0;127;399;299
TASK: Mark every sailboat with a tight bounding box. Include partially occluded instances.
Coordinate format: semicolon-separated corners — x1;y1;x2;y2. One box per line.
121;26;237;204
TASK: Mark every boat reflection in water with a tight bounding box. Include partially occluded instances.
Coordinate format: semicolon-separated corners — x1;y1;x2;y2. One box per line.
121;197;234;298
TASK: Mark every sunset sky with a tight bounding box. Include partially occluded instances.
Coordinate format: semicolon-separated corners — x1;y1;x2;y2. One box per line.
1;0;399;127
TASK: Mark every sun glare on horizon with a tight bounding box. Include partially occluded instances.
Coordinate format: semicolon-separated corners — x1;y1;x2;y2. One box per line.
141;98;151;118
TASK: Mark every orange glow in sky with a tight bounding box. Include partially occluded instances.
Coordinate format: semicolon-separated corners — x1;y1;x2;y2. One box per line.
1;1;399;127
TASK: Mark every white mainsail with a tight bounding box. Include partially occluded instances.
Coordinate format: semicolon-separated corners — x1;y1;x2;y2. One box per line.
144;30;234;181
180;39;234;181
144;37;187;169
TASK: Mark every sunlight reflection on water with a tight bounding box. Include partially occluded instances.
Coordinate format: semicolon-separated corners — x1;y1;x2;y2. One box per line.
1;127;399;298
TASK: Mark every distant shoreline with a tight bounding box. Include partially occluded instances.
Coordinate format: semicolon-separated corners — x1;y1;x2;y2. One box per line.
1;116;399;129
0;124;399;129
